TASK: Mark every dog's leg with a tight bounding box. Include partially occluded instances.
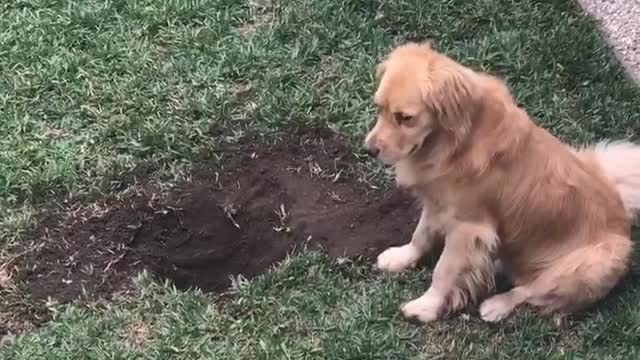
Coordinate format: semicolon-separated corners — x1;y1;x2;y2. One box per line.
480;276;571;323
377;207;438;273
401;222;497;323
481;233;631;322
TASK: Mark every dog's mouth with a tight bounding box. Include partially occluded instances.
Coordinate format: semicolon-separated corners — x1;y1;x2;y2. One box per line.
409;131;433;157
409;143;419;155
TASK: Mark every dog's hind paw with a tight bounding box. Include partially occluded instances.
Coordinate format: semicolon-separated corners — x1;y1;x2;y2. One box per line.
480;294;516;323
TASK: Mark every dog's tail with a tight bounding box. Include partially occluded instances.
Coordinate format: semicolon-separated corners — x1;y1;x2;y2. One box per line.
586;141;640;218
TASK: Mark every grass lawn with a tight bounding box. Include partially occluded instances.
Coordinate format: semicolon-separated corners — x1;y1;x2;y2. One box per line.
1;0;640;358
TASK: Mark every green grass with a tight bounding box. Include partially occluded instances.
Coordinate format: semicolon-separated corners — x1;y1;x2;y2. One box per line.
1;0;640;358
3;253;640;359
1;0;639;244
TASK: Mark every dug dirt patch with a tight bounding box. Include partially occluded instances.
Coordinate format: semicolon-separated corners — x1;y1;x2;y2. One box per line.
12;128;418;307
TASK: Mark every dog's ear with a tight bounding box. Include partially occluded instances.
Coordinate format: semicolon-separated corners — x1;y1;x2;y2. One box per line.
421;65;478;142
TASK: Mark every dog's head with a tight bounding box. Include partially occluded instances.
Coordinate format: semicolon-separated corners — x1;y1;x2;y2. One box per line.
364;42;480;165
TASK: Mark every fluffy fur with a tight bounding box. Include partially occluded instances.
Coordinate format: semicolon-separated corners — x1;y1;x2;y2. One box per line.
366;42;640;323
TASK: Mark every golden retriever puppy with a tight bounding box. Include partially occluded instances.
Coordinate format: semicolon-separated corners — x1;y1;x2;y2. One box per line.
365;42;640;323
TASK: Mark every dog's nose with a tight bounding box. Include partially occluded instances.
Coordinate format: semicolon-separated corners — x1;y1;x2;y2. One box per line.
364;146;379;158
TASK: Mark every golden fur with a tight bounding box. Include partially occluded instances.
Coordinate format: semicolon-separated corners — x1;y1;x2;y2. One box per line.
366;42;640;322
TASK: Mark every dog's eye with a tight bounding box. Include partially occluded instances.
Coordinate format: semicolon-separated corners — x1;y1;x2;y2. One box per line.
394;112;413;125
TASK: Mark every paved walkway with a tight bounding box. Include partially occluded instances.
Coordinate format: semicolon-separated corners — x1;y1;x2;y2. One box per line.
577;0;640;82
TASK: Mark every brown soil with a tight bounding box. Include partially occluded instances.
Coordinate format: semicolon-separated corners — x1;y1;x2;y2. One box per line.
11;128;418;311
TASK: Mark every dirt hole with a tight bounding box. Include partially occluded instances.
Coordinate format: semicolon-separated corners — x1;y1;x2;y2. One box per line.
12;128;417;309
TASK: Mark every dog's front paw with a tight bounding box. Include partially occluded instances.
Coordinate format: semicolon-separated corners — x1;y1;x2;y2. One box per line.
400;291;445;323
376;245;420;273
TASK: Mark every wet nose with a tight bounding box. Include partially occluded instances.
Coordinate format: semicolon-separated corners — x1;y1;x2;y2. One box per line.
364;145;379;158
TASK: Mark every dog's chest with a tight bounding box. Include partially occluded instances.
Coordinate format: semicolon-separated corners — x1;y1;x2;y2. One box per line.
394;160;482;224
